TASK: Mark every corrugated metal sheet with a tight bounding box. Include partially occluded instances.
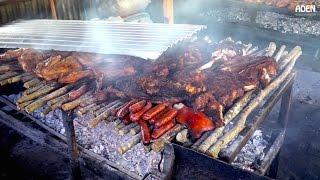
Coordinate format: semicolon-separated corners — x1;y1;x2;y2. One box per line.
0;20;205;59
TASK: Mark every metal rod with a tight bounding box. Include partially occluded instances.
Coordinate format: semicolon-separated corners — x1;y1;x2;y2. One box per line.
62;111;82;180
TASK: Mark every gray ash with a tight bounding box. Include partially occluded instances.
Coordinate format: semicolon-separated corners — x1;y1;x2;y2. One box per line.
231;130;268;172
34;109;161;177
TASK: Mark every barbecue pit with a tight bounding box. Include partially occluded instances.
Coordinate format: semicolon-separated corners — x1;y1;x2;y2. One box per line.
0;20;301;179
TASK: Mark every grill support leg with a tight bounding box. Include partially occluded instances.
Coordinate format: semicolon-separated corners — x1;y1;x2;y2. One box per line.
278;82;293;128
62;111;82;180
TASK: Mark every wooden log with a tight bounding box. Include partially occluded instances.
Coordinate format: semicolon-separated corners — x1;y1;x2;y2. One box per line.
17;100;34;110
62;92;92;111
115;122;125;130
246;46;258;55
25;83;75;113
95;100;122;116
130;125;141;135
279;46;302;70
24;78;41;88
243;43;252;55
17;83;60;103
118;123;138;136
49;0;57;19
176;129;192;146
151;124;184;152
23;81;49;96
207;50;301;158
114;118;122;126
48;94;69;106
0;74;23;86
21;74;35;83
41;106;52;117
0;72;19;81
117;133;141;155
197;91;254;153
265;42;277;57
0;64;19;73
76;103;97;116
274;45;286;62
87;102;123;128
191;130;214;149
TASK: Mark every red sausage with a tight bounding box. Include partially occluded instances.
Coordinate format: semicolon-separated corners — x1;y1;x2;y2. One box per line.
149;107;171;124
154;108;178;128
116;100;137;118
152;121;176;139
130;102;152;122
129;100;146;113
139;120;151;144
142;104;166;120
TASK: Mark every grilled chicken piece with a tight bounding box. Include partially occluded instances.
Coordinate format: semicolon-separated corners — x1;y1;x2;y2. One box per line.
58;70;93;84
35;55;84;81
0;48;23;60
18;49;48;73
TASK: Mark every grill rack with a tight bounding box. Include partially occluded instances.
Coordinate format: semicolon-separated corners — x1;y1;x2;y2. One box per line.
0;43;297;179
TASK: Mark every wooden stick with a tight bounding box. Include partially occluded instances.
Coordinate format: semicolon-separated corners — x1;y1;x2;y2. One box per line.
49;0;57;19
207;50;302;158
246;46;258;55
48;94;69;106
279;46;302;70
118;123;138;136
265;42;277;57
95;100;122;116
17;83;60;103
176;129;192;146
197;91;254;153
25;84;75;113
17;100;33;110
41;106;52;117
130;125;141;135
274;45;286;62
163;0;174;24
61;91;92;111
23;78;41;88
87;102;123;128
117;133;141;155
0;64;19;73
191;130;214;149
0;71;19;81
115;122;125;130
151;124;184;152
0;74;23;86
23;82;46;95
76;103;97;116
